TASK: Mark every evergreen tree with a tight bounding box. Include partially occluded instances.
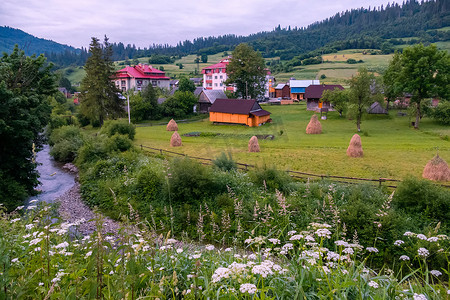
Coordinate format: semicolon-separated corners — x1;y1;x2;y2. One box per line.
79;36;123;126
226;43;266;99
0;46;55;210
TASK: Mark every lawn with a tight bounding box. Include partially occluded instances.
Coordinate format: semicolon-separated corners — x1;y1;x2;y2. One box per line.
135;103;450;180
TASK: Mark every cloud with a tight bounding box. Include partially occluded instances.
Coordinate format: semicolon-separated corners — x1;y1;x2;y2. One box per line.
0;0;402;48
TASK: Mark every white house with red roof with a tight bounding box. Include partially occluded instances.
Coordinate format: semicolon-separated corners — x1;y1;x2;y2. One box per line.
112;64;170;92
201;57;234;91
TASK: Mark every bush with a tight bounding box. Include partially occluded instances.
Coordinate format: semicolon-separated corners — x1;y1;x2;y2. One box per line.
249;165;293;193
393;176;450;230
76;136;109;166
135;167;165;206
106;134;133;152
213;152;237;172
100;120;136;140
49;126;84;162
431;101;450;125
347;58;357;64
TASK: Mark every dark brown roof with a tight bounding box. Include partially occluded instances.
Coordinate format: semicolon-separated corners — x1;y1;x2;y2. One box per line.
305;85;344;99
210;99;267;115
250;110;271;117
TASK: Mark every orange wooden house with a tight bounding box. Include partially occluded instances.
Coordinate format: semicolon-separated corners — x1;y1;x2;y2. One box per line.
209;99;271;127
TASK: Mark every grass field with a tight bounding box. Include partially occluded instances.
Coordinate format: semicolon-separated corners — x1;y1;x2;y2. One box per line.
135;103;450;180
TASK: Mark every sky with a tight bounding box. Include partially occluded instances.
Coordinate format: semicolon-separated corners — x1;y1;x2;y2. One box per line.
1;0;402;49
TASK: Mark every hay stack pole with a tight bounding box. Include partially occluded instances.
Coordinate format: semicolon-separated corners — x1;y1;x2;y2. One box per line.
166;119;178;131
170;131;182;147
248;136;260;153
346;134;363;157
422;154;450;181
306;114;322;134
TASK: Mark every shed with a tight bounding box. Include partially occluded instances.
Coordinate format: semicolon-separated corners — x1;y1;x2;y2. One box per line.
198;89;227;113
305;84;344;111
209;99;271;127
275;83;290;99
367;102;388;114
289;80;320;100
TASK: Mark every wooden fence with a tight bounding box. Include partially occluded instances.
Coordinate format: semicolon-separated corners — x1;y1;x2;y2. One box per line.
140;145;450;189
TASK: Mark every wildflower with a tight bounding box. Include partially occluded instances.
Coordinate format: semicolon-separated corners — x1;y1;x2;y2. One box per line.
394;240;405;246
413;293;427;300
55;242;69;249
427;237;438;242
34;247;41;252
239;283;257;294
335;240;349;247
289;234;304;241
368;281;379;289
322;266;330;274
343;248;354;255
11;258;19;263
166;238;177;244
282;243;293;251
248;254;257;260
417;248;429;257
10;218;20;223
403;231;415;237
305;235;315;242
268;238;280;244
85;251;92;259
192;254;201;259
38;282;44;286
212;267;230;283
27;206;37;210
287;230;297;236
16;206;24;210
399;255;410;261
25;224;34;230
252;260;275;278
244;237;253;244
315;228;332;239
224;248;232;252
205;245;215;251
430;270;442;277
366;247;378;253
176;248;183;254
416;234;427;240
29;238;42;246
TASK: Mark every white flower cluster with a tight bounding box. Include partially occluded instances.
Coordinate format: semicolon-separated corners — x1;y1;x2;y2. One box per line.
413;293;427;300
368;281;379;289
239;283;257;294
417;248;429;257
394;240;404;246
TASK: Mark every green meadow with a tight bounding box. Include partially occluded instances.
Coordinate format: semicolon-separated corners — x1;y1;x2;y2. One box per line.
135;103;450;180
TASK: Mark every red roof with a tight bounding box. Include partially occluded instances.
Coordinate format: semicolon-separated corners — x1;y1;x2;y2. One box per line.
201;62;228;74
305;85;344;99
113;64;170;80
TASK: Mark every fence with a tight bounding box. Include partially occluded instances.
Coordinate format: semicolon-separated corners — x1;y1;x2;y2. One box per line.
140;145;450;189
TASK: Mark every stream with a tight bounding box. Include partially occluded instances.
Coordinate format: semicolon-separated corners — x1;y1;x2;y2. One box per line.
28;145;75;204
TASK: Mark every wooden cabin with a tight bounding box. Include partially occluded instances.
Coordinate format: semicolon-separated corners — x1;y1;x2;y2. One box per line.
305;84;344;111
209;99;271;127
198;89;227;113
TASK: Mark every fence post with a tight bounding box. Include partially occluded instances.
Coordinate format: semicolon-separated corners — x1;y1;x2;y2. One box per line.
160;149;163;155
140;145;143;150
245;164;248;171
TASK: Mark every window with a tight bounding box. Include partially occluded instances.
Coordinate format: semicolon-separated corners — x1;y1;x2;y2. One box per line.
152;80;157;86
215;83;218;87
215;76;217;79
220;83;223;87
220;75;223;79
121;80;125;86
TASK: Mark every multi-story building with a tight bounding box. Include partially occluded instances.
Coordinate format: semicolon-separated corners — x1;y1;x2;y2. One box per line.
112;64;170;92
201;57;233;91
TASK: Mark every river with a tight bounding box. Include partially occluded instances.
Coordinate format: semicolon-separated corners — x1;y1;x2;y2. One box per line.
29;144;76;204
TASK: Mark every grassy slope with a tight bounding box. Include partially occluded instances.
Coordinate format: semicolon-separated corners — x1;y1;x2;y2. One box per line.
135;103;450;180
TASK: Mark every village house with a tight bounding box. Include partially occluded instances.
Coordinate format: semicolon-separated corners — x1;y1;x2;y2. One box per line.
112;64;170;92
198;89;227;113
202;57;233;91
304;84;344;111
275;83;290;99
209;99;271;127
289;79;320;100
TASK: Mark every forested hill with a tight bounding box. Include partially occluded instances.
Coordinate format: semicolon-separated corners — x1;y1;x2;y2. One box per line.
0;26;78;57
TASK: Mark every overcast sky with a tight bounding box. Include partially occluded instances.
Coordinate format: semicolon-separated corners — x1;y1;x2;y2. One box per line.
1;0;401;49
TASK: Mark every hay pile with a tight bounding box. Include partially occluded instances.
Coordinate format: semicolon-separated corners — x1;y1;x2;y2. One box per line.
170;131;182;147
422;154;450;181
166;119;178;131
346;134;363;157
306;114;322;134
248;136;260;152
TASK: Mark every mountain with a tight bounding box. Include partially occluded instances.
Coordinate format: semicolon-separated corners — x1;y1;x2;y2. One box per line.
0;26;78;56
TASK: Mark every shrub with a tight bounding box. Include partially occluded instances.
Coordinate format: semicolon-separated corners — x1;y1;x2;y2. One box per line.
431;101;450;125
249;165;293;193
100;120;136;140
393;176;450;230
106;134;133;152
135;167;165;206
76;136;109;166
49;126;84;162
213;152;237;172
347;58;357;64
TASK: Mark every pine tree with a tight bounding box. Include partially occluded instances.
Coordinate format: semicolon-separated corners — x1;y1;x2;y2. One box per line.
79;36;123;126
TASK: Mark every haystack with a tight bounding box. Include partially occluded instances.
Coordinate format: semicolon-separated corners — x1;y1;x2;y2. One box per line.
306;114;322;134
166;119;178;131
422;154;450;181
170;131;182;147
248;136;260;153
346;134;363;157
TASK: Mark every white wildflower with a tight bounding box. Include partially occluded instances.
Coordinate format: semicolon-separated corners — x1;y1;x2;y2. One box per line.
399;255;410;261
212;267;230;283
176;248;183;254
248;254;257;260
427;237;438;242
55;242;69;249
366;247;378;253
413;293;427;300
224;248;232;252
10;218;20;223
417;248;429;257
403;231;415;237
25;224;34;230
29;199;38;203
205;245;215;251
166;238;177;244
27;206;37;210
287;230;297;236
85;251;92;259
430;270;442;277
38;282;44;286
416;234;427;240
239;283;257;294
16;206;24;210
343;248;354;255
315;228;332;238
268;238;280;244
244;237;253;244
192;254;201;259
368;281;379;289
11;258;19;263
29;238;42;246
394;240;405;246
335;240;349;247
289;234;304;241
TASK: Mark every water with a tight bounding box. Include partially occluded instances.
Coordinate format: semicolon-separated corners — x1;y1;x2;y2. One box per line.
28;145;75;204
